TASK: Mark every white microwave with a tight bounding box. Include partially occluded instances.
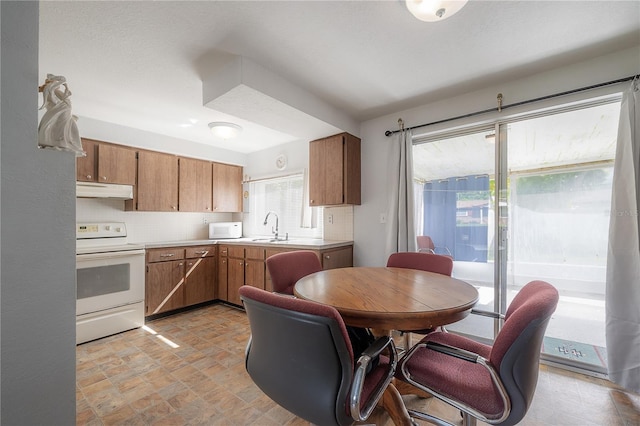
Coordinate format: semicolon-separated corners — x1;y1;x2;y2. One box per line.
209;222;243;239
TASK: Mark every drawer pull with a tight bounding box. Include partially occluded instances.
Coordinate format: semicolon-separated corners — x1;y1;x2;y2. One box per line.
160;253;175;257
194;250;207;255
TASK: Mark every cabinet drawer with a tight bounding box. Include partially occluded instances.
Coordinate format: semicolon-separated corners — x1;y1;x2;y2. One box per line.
245;247;265;260
147;248;185;263
228;246;245;258
185;245;216;258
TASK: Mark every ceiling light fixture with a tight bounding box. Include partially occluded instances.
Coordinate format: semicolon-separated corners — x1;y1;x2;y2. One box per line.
208;122;242;139
405;0;468;22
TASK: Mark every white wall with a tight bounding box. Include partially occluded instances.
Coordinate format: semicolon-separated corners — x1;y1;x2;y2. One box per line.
1;2;76;423
356;46;640;267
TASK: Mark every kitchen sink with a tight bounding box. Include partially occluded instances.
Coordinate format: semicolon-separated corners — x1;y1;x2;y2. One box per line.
251;238;295;243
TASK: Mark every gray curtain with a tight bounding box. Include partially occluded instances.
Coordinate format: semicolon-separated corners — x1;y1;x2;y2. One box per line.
606;79;640;393
385;126;416;256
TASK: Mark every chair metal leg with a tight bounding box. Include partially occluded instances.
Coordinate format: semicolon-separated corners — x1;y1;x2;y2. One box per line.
403;331;411;351
462;412;477;426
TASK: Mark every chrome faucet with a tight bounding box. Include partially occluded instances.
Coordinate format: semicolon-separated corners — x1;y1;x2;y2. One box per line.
263;211;279;240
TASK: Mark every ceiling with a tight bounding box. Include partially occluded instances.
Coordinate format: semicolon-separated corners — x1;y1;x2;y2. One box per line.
39;1;640;154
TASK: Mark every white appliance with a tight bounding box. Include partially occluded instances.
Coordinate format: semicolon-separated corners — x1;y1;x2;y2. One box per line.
76;181;134;199
209;221;242;239
76;222;145;344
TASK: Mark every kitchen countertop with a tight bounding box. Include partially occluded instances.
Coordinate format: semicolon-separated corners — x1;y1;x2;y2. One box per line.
144;237;353;250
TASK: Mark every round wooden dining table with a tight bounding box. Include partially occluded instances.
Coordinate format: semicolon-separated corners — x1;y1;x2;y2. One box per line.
294;266;479;426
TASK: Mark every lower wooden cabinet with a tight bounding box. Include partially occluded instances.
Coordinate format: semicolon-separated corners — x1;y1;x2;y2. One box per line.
223;246;266;305
221;244;353;304
146;245;216;316
148;243;353;311
146;259;185;315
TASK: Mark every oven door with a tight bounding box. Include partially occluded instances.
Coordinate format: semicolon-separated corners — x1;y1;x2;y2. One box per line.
76;249;145;316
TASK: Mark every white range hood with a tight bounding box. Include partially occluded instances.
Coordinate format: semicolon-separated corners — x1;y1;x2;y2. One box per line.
76;182;134;199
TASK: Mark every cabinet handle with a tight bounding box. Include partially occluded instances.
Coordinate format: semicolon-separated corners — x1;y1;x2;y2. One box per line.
86;175;92;179
178;262;184;266
101;176;107;181
188;262;194;266
160;253;175;257
171;206;177;210
325;255;331;259
194;250;207;255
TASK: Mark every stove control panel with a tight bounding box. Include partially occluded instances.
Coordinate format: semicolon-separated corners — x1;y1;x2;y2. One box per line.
77;222;127;239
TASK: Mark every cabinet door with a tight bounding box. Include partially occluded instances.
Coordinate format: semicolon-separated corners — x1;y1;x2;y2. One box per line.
146;260;185;315
97;143;136;185
218;255;228;301
184;256;216;306
179;157;212;212
227;258;245;305
309;135;344;206
212;162;242;212
77;139;97;182
137;151;179;211
321;246;353;270
245;259;265;290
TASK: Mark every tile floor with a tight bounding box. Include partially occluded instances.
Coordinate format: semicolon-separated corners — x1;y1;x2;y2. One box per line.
76;303;640;425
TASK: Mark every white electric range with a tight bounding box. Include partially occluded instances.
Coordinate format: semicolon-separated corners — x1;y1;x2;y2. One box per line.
76;222;145;344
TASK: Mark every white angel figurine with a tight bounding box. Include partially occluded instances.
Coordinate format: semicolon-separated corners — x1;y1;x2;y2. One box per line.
38;74;85;156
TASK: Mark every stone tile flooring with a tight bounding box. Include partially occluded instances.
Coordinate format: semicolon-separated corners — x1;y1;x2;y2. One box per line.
76;303;640;425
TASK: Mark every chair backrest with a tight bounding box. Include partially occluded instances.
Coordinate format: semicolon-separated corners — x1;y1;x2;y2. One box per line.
239;285;355;426
489;280;559;425
386;252;454;276
266;250;322;295
416;236;435;252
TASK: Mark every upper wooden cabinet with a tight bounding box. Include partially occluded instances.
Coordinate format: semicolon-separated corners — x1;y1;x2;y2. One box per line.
212;162;242;212
179;157;212;212
309;132;361;206
133;150;179;212
76;138;136;185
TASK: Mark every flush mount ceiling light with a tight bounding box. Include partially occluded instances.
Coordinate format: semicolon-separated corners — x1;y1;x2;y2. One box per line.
406;0;468;22
208;122;242;139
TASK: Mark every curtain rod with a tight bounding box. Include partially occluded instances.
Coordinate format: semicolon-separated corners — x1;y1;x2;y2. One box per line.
384;74;639;137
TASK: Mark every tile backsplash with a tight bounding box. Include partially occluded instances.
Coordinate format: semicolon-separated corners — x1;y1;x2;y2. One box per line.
76;199;234;243
322;205;354;241
77;199;354;243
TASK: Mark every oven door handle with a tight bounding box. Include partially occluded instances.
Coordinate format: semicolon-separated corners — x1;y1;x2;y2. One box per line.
76;249;146;262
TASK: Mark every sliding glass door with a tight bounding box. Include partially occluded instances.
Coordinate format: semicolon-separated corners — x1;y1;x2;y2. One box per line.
414;127;499;341
413;98;621;373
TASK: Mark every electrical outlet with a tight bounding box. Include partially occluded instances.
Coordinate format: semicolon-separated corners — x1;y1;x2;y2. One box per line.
203;217;208;225
328;214;334;224
379;213;386;224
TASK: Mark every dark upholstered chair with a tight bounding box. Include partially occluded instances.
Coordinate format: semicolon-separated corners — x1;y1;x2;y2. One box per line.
396;280;559;426
387;252;455;349
239;285;397;425
266;250;322;295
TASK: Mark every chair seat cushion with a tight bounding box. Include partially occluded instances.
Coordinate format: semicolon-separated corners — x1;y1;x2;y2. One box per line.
397;332;505;420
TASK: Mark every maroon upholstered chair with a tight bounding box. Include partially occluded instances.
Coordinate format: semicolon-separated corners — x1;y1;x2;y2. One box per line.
266;250;322;295
387;251;454;276
396;280;559;426
387;252;455;349
417;235;452;256
239;285;397;425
